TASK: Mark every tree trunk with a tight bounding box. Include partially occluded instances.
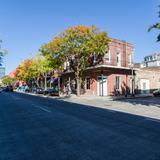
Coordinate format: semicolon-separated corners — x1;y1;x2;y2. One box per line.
76;69;81;96
76;77;80;96
75;64;82;96
44;73;47;90
36;78;40;88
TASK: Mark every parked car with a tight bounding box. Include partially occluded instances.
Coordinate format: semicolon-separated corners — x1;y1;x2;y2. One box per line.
3;86;13;92
153;89;160;97
43;88;53;95
33;88;44;94
43;88;59;96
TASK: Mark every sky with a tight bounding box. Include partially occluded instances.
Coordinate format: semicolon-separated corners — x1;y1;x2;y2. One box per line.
0;0;159;74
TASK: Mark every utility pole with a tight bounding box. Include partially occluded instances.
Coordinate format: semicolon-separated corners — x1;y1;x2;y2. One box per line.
101;70;104;96
131;63;135;97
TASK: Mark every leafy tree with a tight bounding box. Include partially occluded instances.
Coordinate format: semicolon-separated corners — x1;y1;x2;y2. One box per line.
0;40;7;66
15;54;54;90
148;5;160;42
43;25;110;96
1;75;16;86
0;40;3;66
15;59;38;82
34;55;54;90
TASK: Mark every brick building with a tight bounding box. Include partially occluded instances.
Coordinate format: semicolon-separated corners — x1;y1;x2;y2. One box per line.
62;38;134;96
135;67;160;94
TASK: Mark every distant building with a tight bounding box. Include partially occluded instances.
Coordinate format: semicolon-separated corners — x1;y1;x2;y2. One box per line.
134;65;160;94
0;67;5;78
134;53;160;94
142;53;160;67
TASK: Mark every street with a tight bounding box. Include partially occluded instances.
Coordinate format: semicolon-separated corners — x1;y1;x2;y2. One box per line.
0;92;160;160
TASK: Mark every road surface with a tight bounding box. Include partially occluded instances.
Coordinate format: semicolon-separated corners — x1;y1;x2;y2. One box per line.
0;92;160;160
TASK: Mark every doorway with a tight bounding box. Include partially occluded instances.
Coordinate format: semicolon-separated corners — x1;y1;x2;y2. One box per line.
97;76;107;96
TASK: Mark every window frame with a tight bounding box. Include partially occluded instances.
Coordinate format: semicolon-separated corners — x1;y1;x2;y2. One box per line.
115;76;121;90
104;50;111;62
86;77;91;90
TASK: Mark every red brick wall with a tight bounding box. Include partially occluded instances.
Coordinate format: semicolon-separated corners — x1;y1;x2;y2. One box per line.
83;68;131;96
103;38;134;68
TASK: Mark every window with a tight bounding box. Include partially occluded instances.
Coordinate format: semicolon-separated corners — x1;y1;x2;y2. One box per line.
93;54;98;64
86;77;91;90
104;50;110;62
128;54;132;65
115;76;120;89
117;52;121;66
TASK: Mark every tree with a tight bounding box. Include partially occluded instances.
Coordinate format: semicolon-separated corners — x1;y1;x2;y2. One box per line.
15;58;40;86
0;40;3;66
35;55;54;90
148;5;160;42
0;40;7;66
1;75;16;86
15;54;55;90
43;25;110;96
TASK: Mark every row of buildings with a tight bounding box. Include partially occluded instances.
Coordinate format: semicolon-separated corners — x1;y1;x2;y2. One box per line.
10;37;160;96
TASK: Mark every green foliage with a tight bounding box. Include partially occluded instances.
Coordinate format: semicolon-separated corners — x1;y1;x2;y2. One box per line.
43;25;110;71
15;53;54;82
148;5;160;42
0;40;8;66
43;25;110;95
32;53;54;76
15;59;38;81
1;75;16;86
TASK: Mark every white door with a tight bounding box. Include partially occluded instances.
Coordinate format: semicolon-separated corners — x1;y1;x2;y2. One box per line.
97;76;107;96
140;79;150;94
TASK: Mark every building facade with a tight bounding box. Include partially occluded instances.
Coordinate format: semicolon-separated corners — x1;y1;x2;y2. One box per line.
142;53;160;67
62;38;134;96
135;67;160;94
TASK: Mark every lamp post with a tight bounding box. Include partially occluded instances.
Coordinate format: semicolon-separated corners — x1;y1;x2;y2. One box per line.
101;70;104;96
131;63;135;97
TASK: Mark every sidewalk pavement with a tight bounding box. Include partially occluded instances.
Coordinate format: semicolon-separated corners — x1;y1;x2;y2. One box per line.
63;94;160;120
15;91;160;120
64;93;153;101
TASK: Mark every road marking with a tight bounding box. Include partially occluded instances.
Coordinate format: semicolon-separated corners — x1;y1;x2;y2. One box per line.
11;95;23;100
145;117;160;123
33;105;51;113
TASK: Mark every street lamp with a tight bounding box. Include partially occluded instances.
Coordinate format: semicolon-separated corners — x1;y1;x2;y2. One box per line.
101;70;104;96
131;63;135;97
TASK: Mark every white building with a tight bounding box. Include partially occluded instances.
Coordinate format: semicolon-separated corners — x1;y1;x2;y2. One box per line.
142;53;160;67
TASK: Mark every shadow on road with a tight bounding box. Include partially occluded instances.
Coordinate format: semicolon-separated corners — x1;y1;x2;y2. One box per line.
1;92;160;160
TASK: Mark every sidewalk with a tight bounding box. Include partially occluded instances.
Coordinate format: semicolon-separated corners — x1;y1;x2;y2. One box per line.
64;93;153;101
63;94;160;120
15;91;160;120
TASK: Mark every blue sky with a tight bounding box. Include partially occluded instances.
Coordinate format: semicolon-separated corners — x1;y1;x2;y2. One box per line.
0;0;159;74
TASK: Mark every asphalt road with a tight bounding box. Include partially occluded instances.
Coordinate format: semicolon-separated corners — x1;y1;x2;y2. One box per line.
0;92;160;160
